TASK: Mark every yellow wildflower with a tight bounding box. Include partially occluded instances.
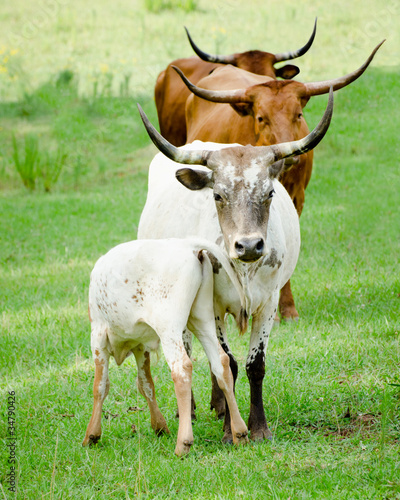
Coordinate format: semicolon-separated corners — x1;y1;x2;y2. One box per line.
100;63;109;73
0;65;8;73
10;48;19;56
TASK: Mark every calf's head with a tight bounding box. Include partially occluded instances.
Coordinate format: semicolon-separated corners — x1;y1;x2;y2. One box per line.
137;87;333;262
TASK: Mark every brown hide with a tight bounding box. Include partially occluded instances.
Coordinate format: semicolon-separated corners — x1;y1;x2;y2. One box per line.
155;57;219;147
156;50;299;147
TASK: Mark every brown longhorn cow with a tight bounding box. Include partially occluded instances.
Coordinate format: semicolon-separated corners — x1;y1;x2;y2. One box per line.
155;19;317;146
173;40;384;321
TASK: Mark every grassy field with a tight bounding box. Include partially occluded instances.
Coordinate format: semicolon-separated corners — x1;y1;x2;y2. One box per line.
1;1;399;498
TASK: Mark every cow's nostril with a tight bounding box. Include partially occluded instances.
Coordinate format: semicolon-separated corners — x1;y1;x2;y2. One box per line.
234;238;265;262
235;242;244;250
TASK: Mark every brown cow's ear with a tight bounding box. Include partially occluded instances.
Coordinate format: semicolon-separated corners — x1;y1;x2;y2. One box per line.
230;102;253;117
176;168;213;190
300;94;311;108
275;64;300;80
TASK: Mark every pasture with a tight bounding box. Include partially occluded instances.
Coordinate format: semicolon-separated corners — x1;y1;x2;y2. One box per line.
1;0;399;498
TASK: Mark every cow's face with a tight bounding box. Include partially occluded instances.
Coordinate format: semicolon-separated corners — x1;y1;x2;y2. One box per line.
176;147;285;262
234;51;300;80
232;81;310;151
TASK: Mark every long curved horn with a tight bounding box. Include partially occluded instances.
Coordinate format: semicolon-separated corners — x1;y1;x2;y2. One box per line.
184;27;236;64
137;104;211;166
172;66;250;104
269;87;333;161
274;17;317;62
303;40;385;96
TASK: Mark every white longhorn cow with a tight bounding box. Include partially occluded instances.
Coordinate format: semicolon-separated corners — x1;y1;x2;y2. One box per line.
137;89;333;441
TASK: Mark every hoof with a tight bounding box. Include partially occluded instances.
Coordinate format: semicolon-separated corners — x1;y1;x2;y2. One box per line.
154;426;170;436
233;431;249;445
281;315;299;323
221;431;233;445
250;429;273;442
175;439;193;457
82;434;100;446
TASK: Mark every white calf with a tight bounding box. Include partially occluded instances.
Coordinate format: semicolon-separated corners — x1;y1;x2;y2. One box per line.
82;238;248;456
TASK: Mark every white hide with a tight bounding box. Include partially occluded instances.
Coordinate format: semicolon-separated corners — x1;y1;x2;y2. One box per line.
138;141;301;325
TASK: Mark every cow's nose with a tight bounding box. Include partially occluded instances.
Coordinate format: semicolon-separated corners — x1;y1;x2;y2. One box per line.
234;238;265;262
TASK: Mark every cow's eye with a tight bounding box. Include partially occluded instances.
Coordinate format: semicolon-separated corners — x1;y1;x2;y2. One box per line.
298;113;303;120
257;116;263;123
268;189;275;199
214;192;223;202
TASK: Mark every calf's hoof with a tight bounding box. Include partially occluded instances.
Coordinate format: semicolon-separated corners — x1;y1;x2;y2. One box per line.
233;430;249;445
154;425;170;436
175;439;193;457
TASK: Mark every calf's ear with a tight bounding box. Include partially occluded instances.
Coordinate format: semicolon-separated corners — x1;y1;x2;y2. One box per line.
176;168;213;190
276;64;300;80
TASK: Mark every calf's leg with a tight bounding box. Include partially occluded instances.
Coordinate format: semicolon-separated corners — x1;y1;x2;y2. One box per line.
83;341;110;446
161;336;194;456
133;346;170;436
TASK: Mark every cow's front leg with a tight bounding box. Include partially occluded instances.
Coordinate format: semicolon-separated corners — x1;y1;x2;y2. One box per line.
246;303;276;442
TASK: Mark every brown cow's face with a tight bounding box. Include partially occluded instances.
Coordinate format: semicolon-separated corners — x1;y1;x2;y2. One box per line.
176;147;285;262
233;81;310;149
234;51;300;80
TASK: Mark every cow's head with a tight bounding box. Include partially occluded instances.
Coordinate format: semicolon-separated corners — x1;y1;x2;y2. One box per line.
174;40;384;151
184;18;318;80
137;88;333;263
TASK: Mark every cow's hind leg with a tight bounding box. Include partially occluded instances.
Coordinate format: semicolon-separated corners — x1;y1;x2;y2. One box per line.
83;329;110;446
133;345;170;436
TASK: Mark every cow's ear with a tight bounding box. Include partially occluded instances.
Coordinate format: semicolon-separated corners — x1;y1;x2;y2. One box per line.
276;64;300;80
230;102;252;117
176;168;213;190
269;160;286;179
300;95;310;109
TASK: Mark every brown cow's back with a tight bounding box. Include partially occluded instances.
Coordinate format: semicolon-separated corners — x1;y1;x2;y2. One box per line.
155;57;219;146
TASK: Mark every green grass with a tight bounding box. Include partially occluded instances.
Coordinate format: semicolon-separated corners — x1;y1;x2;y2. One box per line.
1;1;400;498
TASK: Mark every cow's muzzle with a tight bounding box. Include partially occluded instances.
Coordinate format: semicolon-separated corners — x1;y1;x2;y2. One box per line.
234;237;265;262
